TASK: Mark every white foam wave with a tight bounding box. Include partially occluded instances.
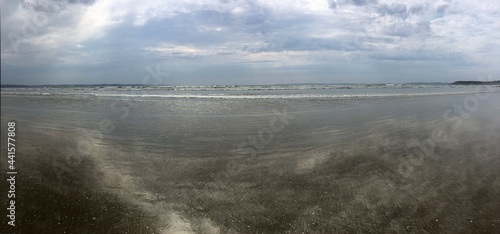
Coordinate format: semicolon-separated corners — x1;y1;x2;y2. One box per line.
2;90;498;99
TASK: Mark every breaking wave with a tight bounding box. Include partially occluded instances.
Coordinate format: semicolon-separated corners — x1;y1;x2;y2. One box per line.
1;90;497;99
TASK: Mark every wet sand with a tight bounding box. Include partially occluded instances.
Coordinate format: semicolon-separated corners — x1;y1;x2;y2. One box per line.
1;92;500;233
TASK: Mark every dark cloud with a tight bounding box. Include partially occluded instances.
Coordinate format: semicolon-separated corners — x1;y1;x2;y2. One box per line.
1;0;84;54
409;4;425;14
375;3;432;20
68;0;96;4
377;3;410;20
350;0;378;6
383;21;430;38
267;37;346;52
327;0;378;9
21;0;94;13
240;1;273;34
435;4;449;18
369;50;465;62
327;0;338;9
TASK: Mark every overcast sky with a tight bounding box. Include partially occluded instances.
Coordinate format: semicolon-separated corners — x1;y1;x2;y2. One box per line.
1;0;499;85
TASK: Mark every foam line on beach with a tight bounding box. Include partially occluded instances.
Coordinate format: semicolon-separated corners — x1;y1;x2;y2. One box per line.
1;90;497;99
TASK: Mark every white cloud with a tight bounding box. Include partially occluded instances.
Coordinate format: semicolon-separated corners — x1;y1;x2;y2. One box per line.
2;0;500;84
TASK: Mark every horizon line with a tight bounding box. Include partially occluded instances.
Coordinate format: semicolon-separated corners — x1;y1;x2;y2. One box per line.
1;81;469;87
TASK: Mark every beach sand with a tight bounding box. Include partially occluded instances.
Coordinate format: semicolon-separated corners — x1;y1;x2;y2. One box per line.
1;91;499;233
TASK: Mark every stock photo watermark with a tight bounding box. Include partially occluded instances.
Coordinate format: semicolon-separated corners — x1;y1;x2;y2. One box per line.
8;0;68;53
6;122;17;227
236;105;296;157
398;74;497;177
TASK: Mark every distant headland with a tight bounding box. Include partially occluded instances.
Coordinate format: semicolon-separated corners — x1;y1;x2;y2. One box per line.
451;80;500;85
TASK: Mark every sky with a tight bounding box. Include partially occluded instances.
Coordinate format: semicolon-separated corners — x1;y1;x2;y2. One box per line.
1;0;499;85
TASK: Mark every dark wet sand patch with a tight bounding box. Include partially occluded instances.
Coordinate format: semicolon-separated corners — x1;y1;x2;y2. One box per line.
1;136;161;234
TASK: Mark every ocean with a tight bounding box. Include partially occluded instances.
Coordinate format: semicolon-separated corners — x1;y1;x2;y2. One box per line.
1;84;500;233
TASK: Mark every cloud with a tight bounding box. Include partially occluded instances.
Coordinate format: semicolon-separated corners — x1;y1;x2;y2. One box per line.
328;0;378;9
376;3;411;20
369;50;465;62
1;0;500;85
381;21;430;38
